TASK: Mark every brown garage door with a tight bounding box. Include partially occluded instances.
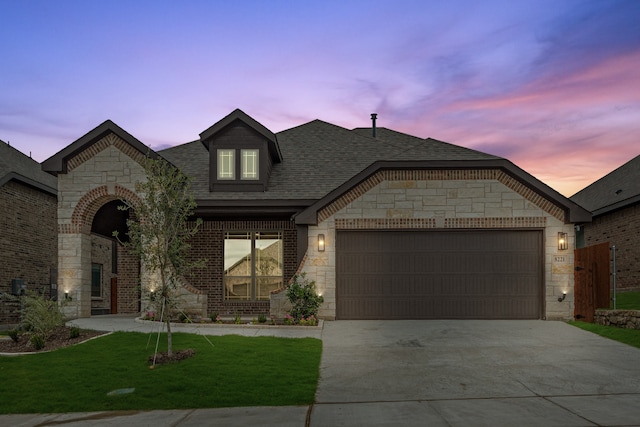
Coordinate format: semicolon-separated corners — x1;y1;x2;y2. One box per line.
336;230;542;320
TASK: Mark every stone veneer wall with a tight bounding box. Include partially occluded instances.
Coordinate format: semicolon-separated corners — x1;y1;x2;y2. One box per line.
595;309;640;329
300;170;575;320
584;204;640;289
0;180;57;326
57;134;148;318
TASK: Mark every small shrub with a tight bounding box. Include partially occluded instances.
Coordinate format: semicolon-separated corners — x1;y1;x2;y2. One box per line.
69;326;81;339
299;315;317;326
234;313;242;324
251;317;258;325
258;314;267;324
143;311;156;321
8;329;20;343
209;312;219;322
178;312;192;323
284;314;295;325
30;334;46;350
286;273;324;321
21;291;65;338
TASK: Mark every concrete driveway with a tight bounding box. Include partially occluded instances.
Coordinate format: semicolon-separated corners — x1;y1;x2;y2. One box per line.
311;320;640;426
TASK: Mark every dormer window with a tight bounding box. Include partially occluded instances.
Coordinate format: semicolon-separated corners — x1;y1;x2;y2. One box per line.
241;149;259;180
217;149;235;180
200;109;283;192
216;148;260;181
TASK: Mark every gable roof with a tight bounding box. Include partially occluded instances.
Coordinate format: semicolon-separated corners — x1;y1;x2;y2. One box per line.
41;120;162;176
199;108;283;163
0;140;57;195
571;154;640;216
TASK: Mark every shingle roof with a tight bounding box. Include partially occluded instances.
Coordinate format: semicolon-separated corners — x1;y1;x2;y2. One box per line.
571;154;640;216
159;120;500;201
0;140;57;194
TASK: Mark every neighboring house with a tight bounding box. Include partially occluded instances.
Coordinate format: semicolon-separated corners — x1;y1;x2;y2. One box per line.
0;141;57;327
42;109;590;321
571;155;640;290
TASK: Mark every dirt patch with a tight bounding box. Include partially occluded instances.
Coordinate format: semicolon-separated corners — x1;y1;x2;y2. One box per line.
0;326;108;354
148;348;196;365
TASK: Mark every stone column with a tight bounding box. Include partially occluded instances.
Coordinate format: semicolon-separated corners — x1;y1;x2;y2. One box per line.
58;233;91;318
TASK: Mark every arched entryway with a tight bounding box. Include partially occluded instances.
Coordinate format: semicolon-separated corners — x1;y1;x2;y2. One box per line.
58;183;144;318
44;122;207;319
89;200;140;315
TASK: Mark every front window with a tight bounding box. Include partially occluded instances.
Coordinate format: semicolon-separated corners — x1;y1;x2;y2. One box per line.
91;263;102;298
224;231;283;300
241;149;259;180
217;149;235;180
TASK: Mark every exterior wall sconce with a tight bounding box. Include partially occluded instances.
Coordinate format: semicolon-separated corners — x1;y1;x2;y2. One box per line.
318;234;325;252
558;292;567;302
558;232;568;251
64;292;69;300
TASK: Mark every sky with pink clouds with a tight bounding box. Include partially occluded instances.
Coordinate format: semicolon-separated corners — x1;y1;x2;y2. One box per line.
1;0;639;197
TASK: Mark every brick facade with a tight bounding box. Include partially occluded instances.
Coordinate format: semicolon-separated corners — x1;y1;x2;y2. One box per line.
187;220;298;317
0;180;57;326
116;243;140;313
584;203;640;289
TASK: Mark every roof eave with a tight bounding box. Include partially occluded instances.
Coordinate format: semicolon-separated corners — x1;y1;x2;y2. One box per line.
0;172;57;196
590;195;640;217
194;198;316;218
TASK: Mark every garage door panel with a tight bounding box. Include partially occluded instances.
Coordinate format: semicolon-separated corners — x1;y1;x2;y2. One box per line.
336;230;542;320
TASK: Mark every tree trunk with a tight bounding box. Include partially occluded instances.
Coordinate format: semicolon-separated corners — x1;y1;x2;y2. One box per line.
165;298;173;357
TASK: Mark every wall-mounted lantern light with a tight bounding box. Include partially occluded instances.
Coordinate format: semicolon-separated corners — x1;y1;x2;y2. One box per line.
64;291;69;300
558;232;568;251
318;234;325;252
558;292;567;302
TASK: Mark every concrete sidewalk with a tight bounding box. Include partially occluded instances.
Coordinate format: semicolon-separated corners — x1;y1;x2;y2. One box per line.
3;318;640;426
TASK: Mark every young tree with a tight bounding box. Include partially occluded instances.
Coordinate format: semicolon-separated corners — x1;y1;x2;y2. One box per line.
115;156;202;356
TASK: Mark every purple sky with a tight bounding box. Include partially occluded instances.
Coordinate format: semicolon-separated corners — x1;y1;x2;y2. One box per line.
1;0;639;196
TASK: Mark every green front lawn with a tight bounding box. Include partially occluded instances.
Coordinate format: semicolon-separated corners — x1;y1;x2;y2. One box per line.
610;291;640;310
569;321;640;349
0;332;322;414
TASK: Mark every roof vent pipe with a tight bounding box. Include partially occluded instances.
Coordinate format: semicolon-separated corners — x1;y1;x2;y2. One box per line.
371;113;377;138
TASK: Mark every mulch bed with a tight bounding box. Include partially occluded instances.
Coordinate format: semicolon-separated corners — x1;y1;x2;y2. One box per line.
0;326;107;354
148;348;196;365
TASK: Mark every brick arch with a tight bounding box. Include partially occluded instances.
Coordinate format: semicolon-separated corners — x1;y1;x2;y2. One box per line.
70;185;142;234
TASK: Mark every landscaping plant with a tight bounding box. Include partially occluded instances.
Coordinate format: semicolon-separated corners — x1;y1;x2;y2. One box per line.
20;291;66;338
114;156;204;357
286;273;324;322
12;290;68;348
